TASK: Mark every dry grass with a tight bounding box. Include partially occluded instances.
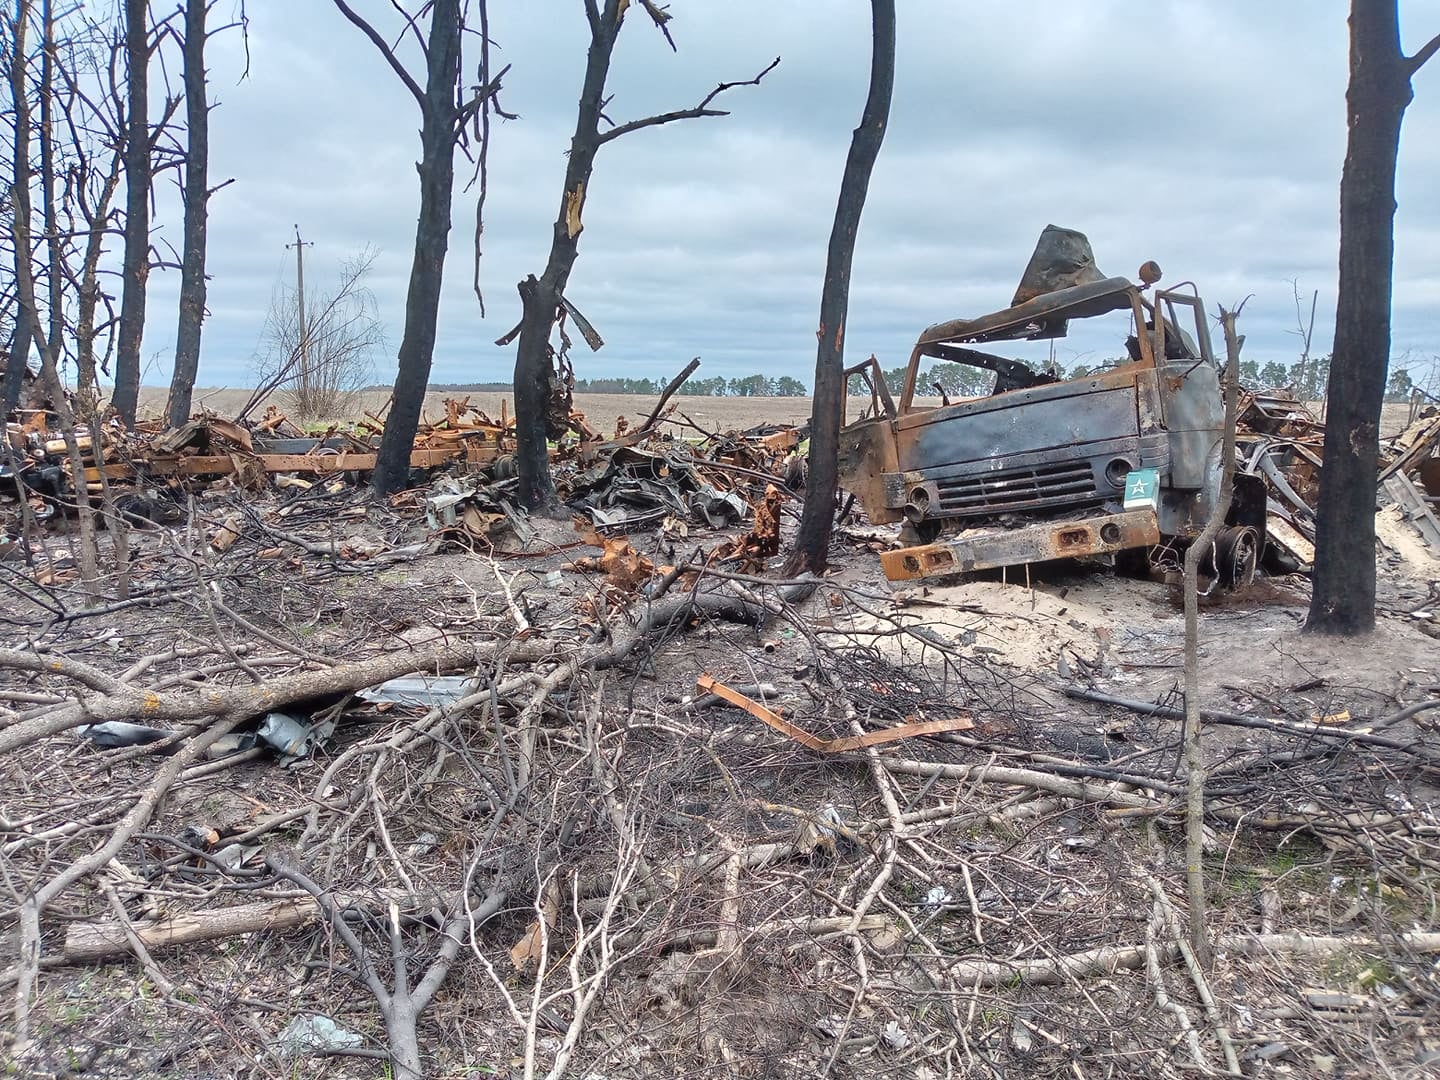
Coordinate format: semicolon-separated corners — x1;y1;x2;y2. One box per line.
135;387;943;437
136;387;1421;438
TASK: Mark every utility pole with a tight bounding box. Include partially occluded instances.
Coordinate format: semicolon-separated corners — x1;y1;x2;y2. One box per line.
286;225;313;372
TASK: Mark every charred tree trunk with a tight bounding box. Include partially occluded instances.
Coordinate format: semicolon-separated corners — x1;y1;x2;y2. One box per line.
3;306;33;412
368;0;463;496
510;3;775;510
1306;5;1439;636
4;4;35;414
112;0;149;426
512;14;618;511
9;0;102;598
166;0;209;430
785;0;894;575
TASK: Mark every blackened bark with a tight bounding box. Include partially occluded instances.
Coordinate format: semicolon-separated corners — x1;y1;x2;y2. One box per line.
4;1;34;413
370;0;463;496
166;0;208;429
512;8;620;510
3;310;33;412
785;0;894;575
1307;3;1436;635
112;0;148;426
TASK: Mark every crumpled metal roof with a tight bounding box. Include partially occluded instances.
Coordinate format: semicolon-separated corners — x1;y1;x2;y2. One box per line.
917;276;1136;348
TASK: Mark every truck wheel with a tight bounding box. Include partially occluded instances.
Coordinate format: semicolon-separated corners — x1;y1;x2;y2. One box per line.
1214;525;1259;593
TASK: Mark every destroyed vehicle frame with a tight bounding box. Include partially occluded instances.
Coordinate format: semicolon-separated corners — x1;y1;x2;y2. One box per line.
837;274;1265;587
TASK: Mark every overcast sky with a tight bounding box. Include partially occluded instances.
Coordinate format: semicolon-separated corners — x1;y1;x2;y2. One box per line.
130;0;1440;392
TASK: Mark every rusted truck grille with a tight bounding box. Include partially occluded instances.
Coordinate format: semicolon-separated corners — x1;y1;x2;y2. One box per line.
935;461;1100;515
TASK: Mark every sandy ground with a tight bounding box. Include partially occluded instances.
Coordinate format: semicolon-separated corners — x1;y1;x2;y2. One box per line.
830;498;1440;736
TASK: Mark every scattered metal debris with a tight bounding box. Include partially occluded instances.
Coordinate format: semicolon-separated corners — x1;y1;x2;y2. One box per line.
356;675;482;708
78;721;175;748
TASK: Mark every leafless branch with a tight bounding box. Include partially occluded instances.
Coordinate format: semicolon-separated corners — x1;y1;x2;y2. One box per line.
595;56;779;145
331;0;425;107
1406;30;1440;74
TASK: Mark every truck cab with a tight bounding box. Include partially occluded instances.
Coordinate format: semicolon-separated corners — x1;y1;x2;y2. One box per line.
836;231;1264;589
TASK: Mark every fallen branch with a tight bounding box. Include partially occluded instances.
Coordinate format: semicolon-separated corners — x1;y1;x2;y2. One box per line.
61;888;435;964
1063;686;1440;763
882;758;1165;812
696;674;972;751
934;931;1440;988
0;640;520;752
638;356;700;434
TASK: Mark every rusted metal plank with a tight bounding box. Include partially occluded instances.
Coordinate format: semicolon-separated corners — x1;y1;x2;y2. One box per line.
1384;474;1440;549
81;446;498;482
880;508;1161;582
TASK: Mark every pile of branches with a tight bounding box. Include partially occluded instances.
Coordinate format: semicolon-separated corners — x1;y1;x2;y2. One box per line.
3;548;1440;1078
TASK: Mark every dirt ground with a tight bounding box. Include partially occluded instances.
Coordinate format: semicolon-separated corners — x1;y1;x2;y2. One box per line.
3;469;1440;1078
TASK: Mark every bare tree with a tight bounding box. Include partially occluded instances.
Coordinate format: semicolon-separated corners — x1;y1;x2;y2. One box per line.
2;76;36;413
7;0;101;598
110;0;150;426
1179;302;1245;972
248;248;384;423
332;0;507;495
785;0;894;574
165;0;240;428
509;0;777;510
53;17;133;417
1307;3;1439;635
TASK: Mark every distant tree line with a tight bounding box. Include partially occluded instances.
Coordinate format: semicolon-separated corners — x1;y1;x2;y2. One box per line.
844;354;1410;404
421;374;812;396
418;353;1419;404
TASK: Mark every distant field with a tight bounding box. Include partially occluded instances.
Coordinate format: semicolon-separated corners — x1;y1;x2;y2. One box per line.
136;387;941;437
135;388;1420;438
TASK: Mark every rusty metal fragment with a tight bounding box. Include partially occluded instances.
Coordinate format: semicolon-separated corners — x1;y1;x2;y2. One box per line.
695;674;973;751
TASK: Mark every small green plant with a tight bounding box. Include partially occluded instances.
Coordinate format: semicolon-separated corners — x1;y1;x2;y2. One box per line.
1323;949;1395;989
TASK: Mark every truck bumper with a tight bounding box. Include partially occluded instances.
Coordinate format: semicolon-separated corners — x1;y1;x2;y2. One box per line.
879;508;1162;582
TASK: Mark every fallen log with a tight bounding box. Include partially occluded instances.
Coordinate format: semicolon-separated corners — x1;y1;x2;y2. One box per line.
63;896;317;963
0;641;519;753
929;931;1440;988
1063;686;1440;763
0;580;814;755
62;887;441;964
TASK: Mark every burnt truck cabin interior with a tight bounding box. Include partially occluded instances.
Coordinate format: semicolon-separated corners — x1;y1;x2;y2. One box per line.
899;276;1207;411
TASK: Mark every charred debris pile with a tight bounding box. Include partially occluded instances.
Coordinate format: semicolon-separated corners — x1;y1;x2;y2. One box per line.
2;391;807;579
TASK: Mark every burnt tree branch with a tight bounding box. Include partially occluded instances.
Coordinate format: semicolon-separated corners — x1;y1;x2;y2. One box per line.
1406;30;1440;74
595;57;779;145
332;0;426;107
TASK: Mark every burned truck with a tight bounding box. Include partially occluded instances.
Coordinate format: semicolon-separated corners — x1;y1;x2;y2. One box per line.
837;226;1264;590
